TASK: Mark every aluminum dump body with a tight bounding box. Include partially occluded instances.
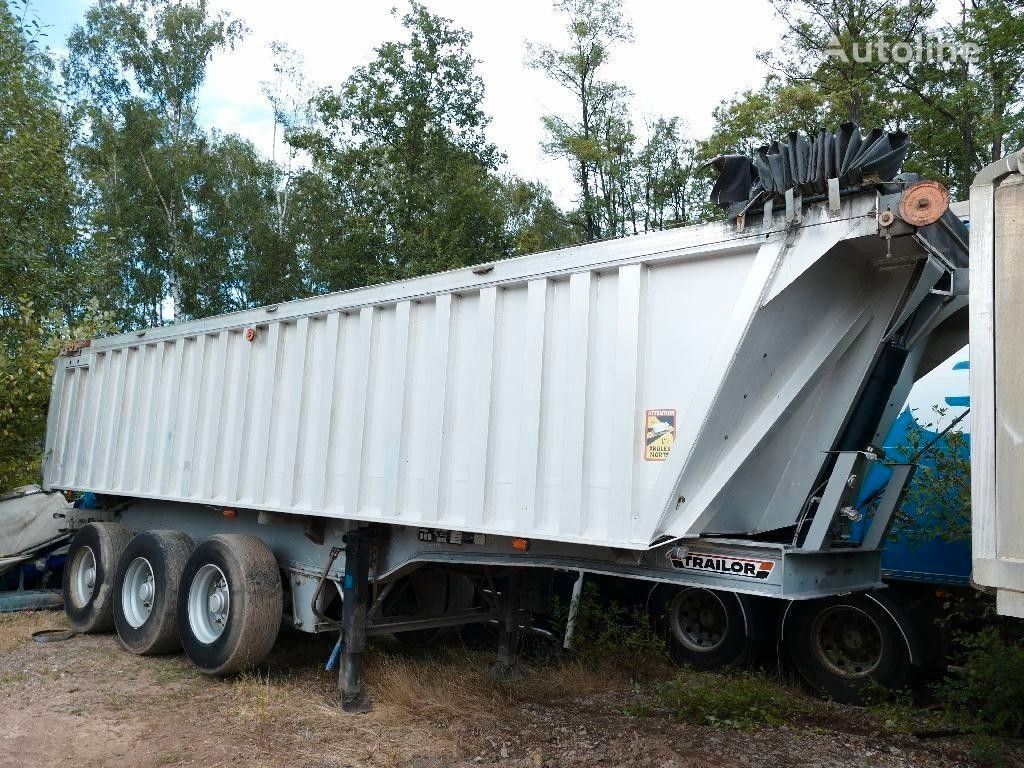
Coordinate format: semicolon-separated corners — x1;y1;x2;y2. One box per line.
970;149;1024;618
44;192;946;549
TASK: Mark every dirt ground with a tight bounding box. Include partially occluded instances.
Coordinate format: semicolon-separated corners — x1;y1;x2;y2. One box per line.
0;610;1018;768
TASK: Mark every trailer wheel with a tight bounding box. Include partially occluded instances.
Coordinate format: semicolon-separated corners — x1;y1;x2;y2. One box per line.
63;522;133;633
113;531;193;655
178;535;283;674
665;588;750;670
786;595;909;704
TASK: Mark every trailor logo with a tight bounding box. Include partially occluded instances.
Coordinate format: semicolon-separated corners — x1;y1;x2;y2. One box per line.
667;548;776;580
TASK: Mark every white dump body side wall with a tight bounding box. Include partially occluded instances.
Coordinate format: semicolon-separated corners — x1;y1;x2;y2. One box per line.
971;151;1024;618
44;194;918;549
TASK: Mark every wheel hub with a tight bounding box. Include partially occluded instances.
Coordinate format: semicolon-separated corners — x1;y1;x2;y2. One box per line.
121;557;156;629
842;627;864;650
810;604;884;679
208;591;225;614
70;546;98;608
189;565;230;644
670;589;729;653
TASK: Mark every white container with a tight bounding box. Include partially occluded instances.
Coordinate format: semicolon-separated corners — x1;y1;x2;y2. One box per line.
44;194;919;549
970;149;1024;618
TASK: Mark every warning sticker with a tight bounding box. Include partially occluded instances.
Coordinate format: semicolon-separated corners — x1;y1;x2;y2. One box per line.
644;409;676;461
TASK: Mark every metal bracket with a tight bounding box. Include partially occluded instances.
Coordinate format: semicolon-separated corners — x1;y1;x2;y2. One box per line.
861;464;915;550
801;452;870;551
828;177;841;214
952;267;969;296
785;189;803;223
762;199;774;233
310;546;343;630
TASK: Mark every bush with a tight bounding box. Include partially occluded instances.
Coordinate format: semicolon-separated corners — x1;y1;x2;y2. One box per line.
551;582;666;681
0;298;111;491
938;627;1024;738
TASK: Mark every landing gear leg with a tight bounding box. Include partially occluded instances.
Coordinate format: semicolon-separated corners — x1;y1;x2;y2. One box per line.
338;530;372;713
491;572;522;680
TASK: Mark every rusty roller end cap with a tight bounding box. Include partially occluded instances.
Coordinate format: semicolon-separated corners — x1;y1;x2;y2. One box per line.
900;180;949;227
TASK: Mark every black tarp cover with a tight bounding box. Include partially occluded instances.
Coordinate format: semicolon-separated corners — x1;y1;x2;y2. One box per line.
710;122;910;208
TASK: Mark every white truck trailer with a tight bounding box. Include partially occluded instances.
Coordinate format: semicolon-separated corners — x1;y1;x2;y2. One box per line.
42;126;973;709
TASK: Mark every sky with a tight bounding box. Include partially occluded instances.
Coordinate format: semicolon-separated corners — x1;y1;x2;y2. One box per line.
32;0;782;206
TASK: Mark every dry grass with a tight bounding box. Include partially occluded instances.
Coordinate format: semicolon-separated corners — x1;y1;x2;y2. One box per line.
0;609;67;653
221;658;468;767
0;613;1004;768
367;649;518;726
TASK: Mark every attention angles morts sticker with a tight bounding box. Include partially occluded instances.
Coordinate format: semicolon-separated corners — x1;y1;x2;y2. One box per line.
667;548;776;580
645;409;676;461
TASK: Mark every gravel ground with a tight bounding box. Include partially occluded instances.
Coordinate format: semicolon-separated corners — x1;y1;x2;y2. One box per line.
0;610;1018;768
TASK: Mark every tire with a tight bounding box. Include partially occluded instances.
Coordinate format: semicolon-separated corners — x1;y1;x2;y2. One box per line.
178;534;283;675
113;530;194;655
665;587;750;670
786;594;910;704
63;522;133;633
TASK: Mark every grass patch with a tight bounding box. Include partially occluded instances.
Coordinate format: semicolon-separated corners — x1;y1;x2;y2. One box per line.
626;670;822;731
150;656;201;686
367;648;519;726
0;609;66;653
0;671;28;685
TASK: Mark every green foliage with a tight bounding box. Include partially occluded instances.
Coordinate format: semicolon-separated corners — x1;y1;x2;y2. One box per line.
893;406;970;545
551;583;666;681
0;0;80;319
939;627;1024;738
0;299;113;490
291;3;574;292
65;0;251;326
759;0;934;126
701;79;831;158
630;671;817;731
527;0;711;238
707;0;1024;198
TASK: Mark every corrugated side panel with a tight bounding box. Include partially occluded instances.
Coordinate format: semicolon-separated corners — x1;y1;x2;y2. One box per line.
995;176;1024;564
45;242;757;548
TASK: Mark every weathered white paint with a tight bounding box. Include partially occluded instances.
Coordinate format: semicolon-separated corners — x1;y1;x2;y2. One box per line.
45;194;928;549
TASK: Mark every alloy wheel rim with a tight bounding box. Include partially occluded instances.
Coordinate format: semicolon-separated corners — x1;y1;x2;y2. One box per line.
121;557;156;628
188;564;230;644
70;546;97;608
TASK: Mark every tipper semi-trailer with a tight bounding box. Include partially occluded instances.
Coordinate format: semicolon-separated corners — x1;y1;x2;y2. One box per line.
42;124;979;709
